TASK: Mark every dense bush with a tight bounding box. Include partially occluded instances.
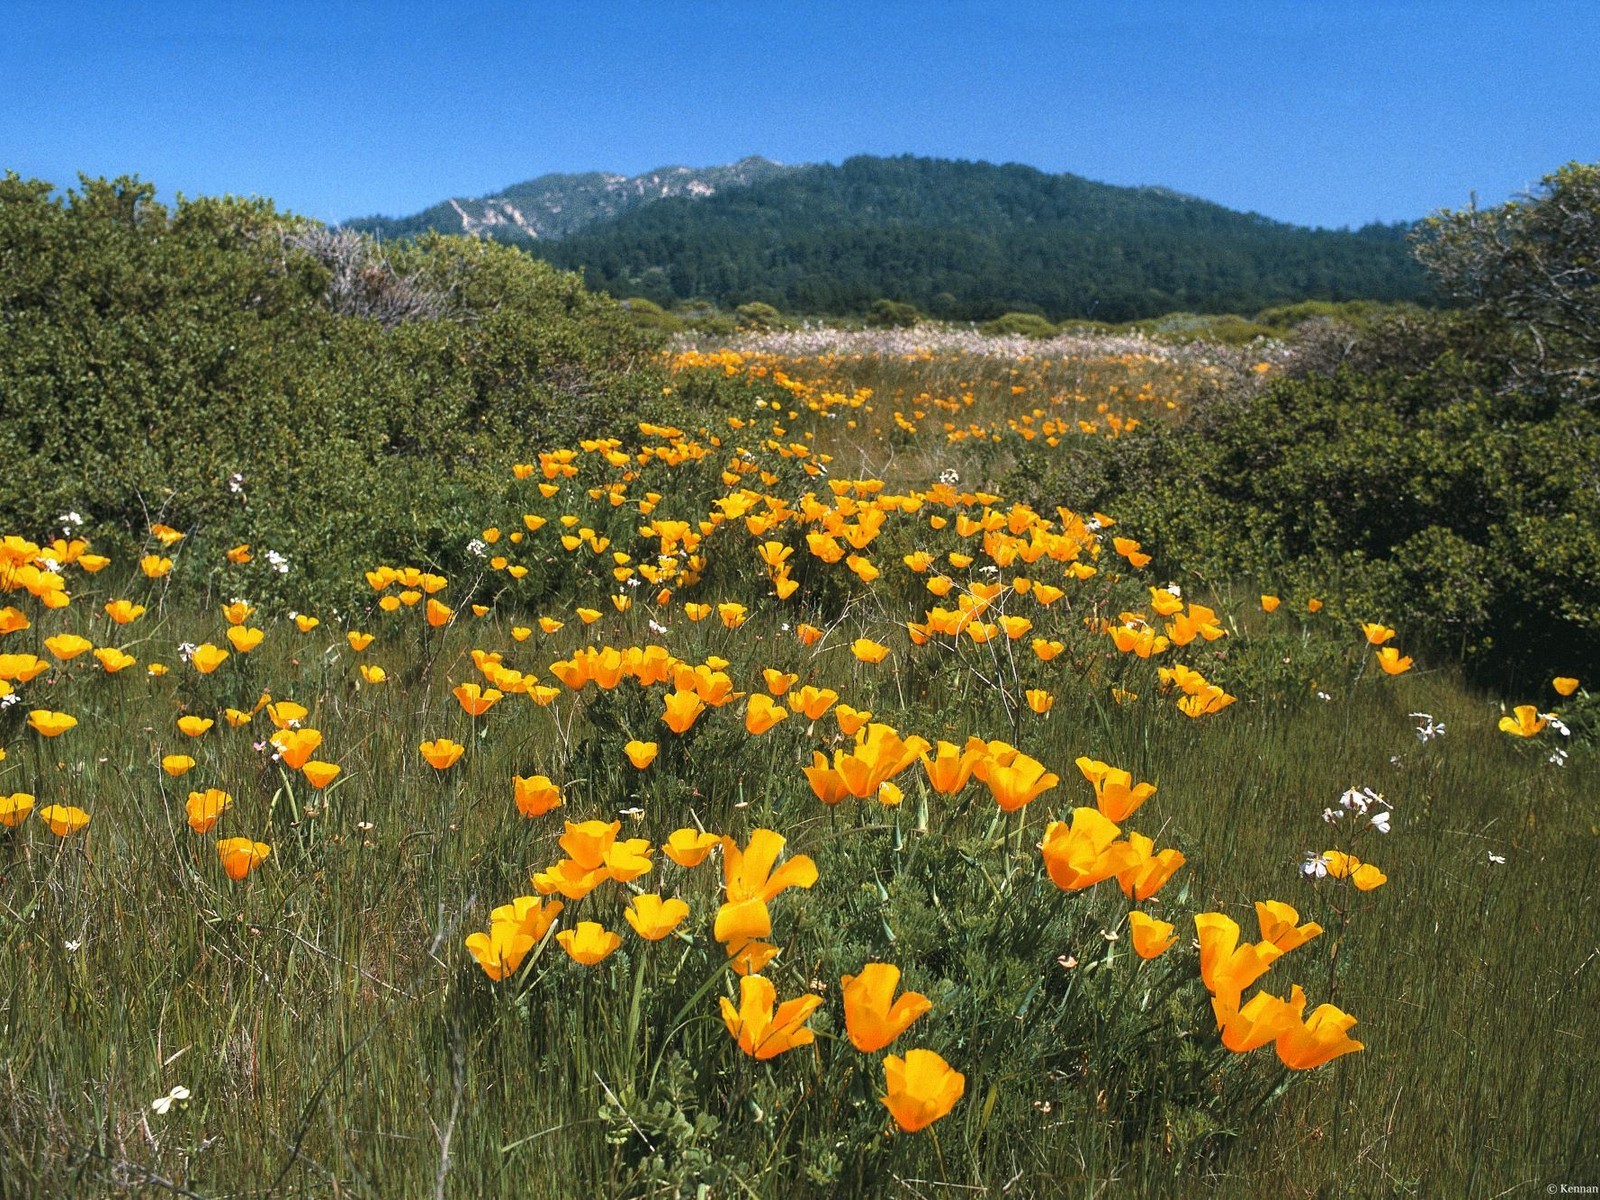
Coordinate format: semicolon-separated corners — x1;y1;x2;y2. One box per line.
865;298;921;328
0;174;680;607
1006;329;1599;685
979;311;1058;338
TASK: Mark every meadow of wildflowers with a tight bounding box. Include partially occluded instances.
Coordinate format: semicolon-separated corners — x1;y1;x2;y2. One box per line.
0;335;1594;1197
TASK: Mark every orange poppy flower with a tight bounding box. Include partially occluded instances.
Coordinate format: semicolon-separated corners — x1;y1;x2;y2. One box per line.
0;791;36;828
744;694;789;735
419;738;465;770
556;921;623;965
95;647;137;673
974;750;1058;812
217;837;271;880
882;1049;965;1132
834;704;873;736
425;599;452;628
1274;986;1364;1070
1498;705;1547;737
1211;989;1295;1053
513;774;563;818
44;634;92;660
452;683;503;717
720;974;822;1060
841;963;932;1052
1115;832;1186;901
105;599;146;625
39;804;91;837
177;715;214;738
624;894;690;941
27;709;76;737
1128;911;1178;959
301;761;341;789
852;638;890;664
1196;912;1284;1009
221;626;261;654
787;685;838;720
662;689;706;734
190;643;229;674
663;828;720;867
186;788;232;834
1375;646;1413;675
1249;900;1320;951
161;754;196;777
1040;808;1141;892
272;728;324;770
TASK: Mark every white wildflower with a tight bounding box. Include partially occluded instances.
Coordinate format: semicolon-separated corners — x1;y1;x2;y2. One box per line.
151;1085;191;1115
1488;852;1506;865
1338;787;1371;815
466;539;487;558
1301;852;1329;879
1410;712;1445;742
264;549;290;575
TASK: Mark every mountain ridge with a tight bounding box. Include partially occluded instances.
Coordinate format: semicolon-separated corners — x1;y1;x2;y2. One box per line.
347;154;1429;320
344;155;798;242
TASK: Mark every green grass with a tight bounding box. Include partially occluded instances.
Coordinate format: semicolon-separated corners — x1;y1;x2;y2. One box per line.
1;346;1594;1197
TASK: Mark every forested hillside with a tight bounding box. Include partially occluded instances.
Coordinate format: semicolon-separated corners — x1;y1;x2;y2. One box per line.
532;155;1427;320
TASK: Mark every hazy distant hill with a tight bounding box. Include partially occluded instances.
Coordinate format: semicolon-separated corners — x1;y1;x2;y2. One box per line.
351;154;1429;321
344;156;797;242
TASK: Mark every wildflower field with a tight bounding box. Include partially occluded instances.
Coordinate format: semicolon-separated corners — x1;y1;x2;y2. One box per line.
1;321;1596;1197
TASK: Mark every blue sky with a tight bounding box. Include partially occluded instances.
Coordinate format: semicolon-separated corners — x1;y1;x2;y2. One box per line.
4;1;1596;229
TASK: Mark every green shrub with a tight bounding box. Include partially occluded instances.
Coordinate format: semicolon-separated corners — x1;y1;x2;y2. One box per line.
0;174;668;608
734;301;789;331
979;311;1058;337
865;298;921;328
1003;351;1600;682
620;296;685;333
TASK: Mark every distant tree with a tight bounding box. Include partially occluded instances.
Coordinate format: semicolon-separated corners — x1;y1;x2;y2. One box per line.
1413;162;1600;394
735;301;787;331
865;299;920;328
619;295;682;333
980;311;1058;338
